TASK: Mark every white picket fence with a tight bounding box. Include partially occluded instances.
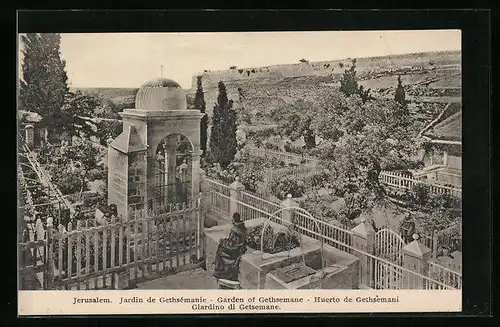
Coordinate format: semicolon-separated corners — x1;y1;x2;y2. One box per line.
204;178;462;290
246;146;461;198
379;170;462;198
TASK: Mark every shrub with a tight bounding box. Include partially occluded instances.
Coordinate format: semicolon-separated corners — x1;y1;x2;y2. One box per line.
410;184;430;205
204;215;218;228
284;142;304;155
87;167;107;181
82;192;107;208
270;175;305;200
239;169;260;193
245;127;278;143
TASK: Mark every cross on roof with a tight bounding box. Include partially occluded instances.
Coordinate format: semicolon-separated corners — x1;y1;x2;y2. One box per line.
160;65;164;78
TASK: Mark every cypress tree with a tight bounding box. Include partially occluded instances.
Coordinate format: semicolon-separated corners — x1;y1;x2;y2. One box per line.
194;76;208;157
339;59;360;97
394;75;406;104
209;81;238;169
19;33;69;134
339;59;371;103
394;76;411;128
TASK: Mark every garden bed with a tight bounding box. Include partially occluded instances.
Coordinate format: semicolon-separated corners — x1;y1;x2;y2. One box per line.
204;217;359;289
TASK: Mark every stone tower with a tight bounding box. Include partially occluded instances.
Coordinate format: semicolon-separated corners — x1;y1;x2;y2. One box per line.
107;77;204;219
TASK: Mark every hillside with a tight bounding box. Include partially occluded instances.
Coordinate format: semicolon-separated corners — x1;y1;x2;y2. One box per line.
71;87;138;111
187;50;460;128
72;50;460;130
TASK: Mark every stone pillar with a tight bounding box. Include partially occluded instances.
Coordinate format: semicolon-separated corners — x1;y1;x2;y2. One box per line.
25;124;34;148
165;137;178;203
280;194;299;224
199;169;209;214
403;234;431;289
178;159;189;202
229;177;245;219
351;218;375;288
189;150;202;203
443;151;448;166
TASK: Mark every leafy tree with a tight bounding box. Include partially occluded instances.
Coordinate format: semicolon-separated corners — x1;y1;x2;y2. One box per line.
271;99;317;149
95;120;122;146
59;139;105;198
194;76;208;158
19;33;69;135
339;59;371;103
208;81;238;169
49;91;101;140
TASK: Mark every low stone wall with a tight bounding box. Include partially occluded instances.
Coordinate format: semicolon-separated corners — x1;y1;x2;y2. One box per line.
265;242;359;289
204;217;359;289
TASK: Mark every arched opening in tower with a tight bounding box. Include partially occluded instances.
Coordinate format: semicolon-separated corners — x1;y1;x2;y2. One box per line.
154;134;194;211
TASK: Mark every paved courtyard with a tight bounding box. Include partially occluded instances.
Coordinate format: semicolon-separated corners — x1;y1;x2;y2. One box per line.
136;268;219;289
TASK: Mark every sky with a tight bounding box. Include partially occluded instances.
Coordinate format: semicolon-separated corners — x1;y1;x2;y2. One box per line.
19;30;461;89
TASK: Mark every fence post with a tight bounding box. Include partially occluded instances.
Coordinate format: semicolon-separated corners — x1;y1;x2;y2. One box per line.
351;218;375;288
402;234;431;289
36;218;45;259
44;217;54;290
432;229;438;259
25;124;34;148
199;169;210;218
280;194;298;224
229;177;245;219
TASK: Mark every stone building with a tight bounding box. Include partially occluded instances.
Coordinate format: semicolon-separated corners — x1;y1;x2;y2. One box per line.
107;77;204;219
414;102;462;188
18;110;46;148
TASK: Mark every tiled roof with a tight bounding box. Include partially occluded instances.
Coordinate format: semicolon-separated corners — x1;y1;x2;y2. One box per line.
110;126;147;153
18;110;43;123
420;102;462;143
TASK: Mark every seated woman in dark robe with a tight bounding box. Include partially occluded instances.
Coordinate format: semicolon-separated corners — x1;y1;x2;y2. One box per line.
213;213;247;283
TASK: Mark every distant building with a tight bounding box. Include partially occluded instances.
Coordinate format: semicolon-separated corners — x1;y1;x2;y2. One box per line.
18;110;47;147
413;102;462;188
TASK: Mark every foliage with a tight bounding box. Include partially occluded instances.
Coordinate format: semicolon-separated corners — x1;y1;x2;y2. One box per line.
19;33;69;128
339;59;371;103
194;76;208;158
49;91;102;140
245;127;278;144
95;120;122;145
82;192;107;208
246;224;300;254
283;142;305;155
238;169;261;193
271;99;317;149
47;139;106;197
48;166;84;195
270;175;306;200
208;81;238;169
262;137;281;151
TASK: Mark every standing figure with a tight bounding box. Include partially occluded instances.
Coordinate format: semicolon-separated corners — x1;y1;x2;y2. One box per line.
213;213;247;286
399;212;416;244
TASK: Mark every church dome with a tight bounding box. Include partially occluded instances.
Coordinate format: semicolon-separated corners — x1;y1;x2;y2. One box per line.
135;77;187;111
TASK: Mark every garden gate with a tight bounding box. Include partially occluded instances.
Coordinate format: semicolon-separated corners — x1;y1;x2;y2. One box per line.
372;228;406;289
374;228;406;265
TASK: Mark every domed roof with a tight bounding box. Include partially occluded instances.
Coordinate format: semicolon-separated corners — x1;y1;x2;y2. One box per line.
140;77;181;88
135;77;187;111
